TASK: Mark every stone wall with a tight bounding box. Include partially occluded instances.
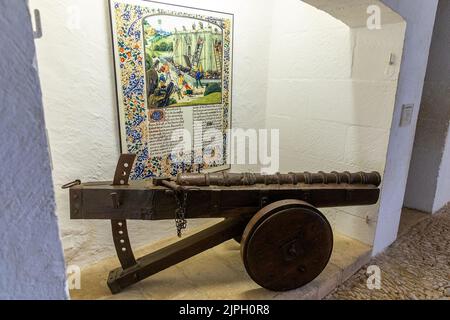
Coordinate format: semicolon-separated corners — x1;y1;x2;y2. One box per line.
265;0;405;245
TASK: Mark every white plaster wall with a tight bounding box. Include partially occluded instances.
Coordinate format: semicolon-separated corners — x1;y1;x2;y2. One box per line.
404;0;450;214
373;0;439;254
0;0;67;299
30;0;440;265
265;0;405;245
29;0;274;267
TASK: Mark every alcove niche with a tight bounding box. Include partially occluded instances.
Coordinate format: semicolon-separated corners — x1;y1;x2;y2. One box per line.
31;0;406;295
266;0;406;246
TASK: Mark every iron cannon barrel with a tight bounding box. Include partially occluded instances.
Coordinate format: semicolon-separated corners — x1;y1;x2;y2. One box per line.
176;171;381;187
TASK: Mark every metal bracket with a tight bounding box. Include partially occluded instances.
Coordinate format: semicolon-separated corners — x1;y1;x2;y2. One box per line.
303;190;311;202
32;9;43;39
62;180;81;189
346;190;354;201
259;190;270;208
111;219;136;269
211;189;221;212
110;154;137;270
111;192;121;209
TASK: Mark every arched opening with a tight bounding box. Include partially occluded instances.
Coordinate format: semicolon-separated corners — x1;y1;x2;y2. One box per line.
267;0;406;246
28;0;411;299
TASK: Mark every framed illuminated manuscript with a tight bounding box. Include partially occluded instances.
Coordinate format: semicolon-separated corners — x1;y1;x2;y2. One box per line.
109;0;233;179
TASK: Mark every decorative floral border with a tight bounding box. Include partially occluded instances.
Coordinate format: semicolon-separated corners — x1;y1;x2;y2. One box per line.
111;1;233;179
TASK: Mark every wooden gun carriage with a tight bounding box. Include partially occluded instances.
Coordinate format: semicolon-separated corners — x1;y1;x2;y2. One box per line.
65;154;381;294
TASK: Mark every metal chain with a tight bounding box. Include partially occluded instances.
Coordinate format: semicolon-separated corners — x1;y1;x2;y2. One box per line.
174;191;188;238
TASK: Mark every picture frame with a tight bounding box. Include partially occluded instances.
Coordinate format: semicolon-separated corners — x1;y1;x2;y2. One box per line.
109;0;234;179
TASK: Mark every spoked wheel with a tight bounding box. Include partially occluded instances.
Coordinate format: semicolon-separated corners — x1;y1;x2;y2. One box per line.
241;200;333;291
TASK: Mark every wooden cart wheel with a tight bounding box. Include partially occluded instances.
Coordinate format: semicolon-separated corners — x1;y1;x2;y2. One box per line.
241;200;333;291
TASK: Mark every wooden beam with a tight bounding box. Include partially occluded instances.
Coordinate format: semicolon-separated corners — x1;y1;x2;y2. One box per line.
107;217;248;294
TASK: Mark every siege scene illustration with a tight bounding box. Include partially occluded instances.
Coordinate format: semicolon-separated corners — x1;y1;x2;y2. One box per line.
143;15;224;108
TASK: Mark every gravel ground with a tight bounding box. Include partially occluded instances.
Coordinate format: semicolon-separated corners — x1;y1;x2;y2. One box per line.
327;205;450;300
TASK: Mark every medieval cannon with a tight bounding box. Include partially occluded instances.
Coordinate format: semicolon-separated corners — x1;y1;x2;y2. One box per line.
64;154;381;294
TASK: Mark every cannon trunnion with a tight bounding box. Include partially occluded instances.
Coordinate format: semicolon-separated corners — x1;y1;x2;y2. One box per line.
65;154;381;294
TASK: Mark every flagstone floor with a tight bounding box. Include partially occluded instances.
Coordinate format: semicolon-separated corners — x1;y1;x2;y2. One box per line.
327;206;450;300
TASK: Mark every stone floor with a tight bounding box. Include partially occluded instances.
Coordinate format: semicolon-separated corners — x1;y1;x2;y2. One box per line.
327;206;450;300
70;221;371;300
